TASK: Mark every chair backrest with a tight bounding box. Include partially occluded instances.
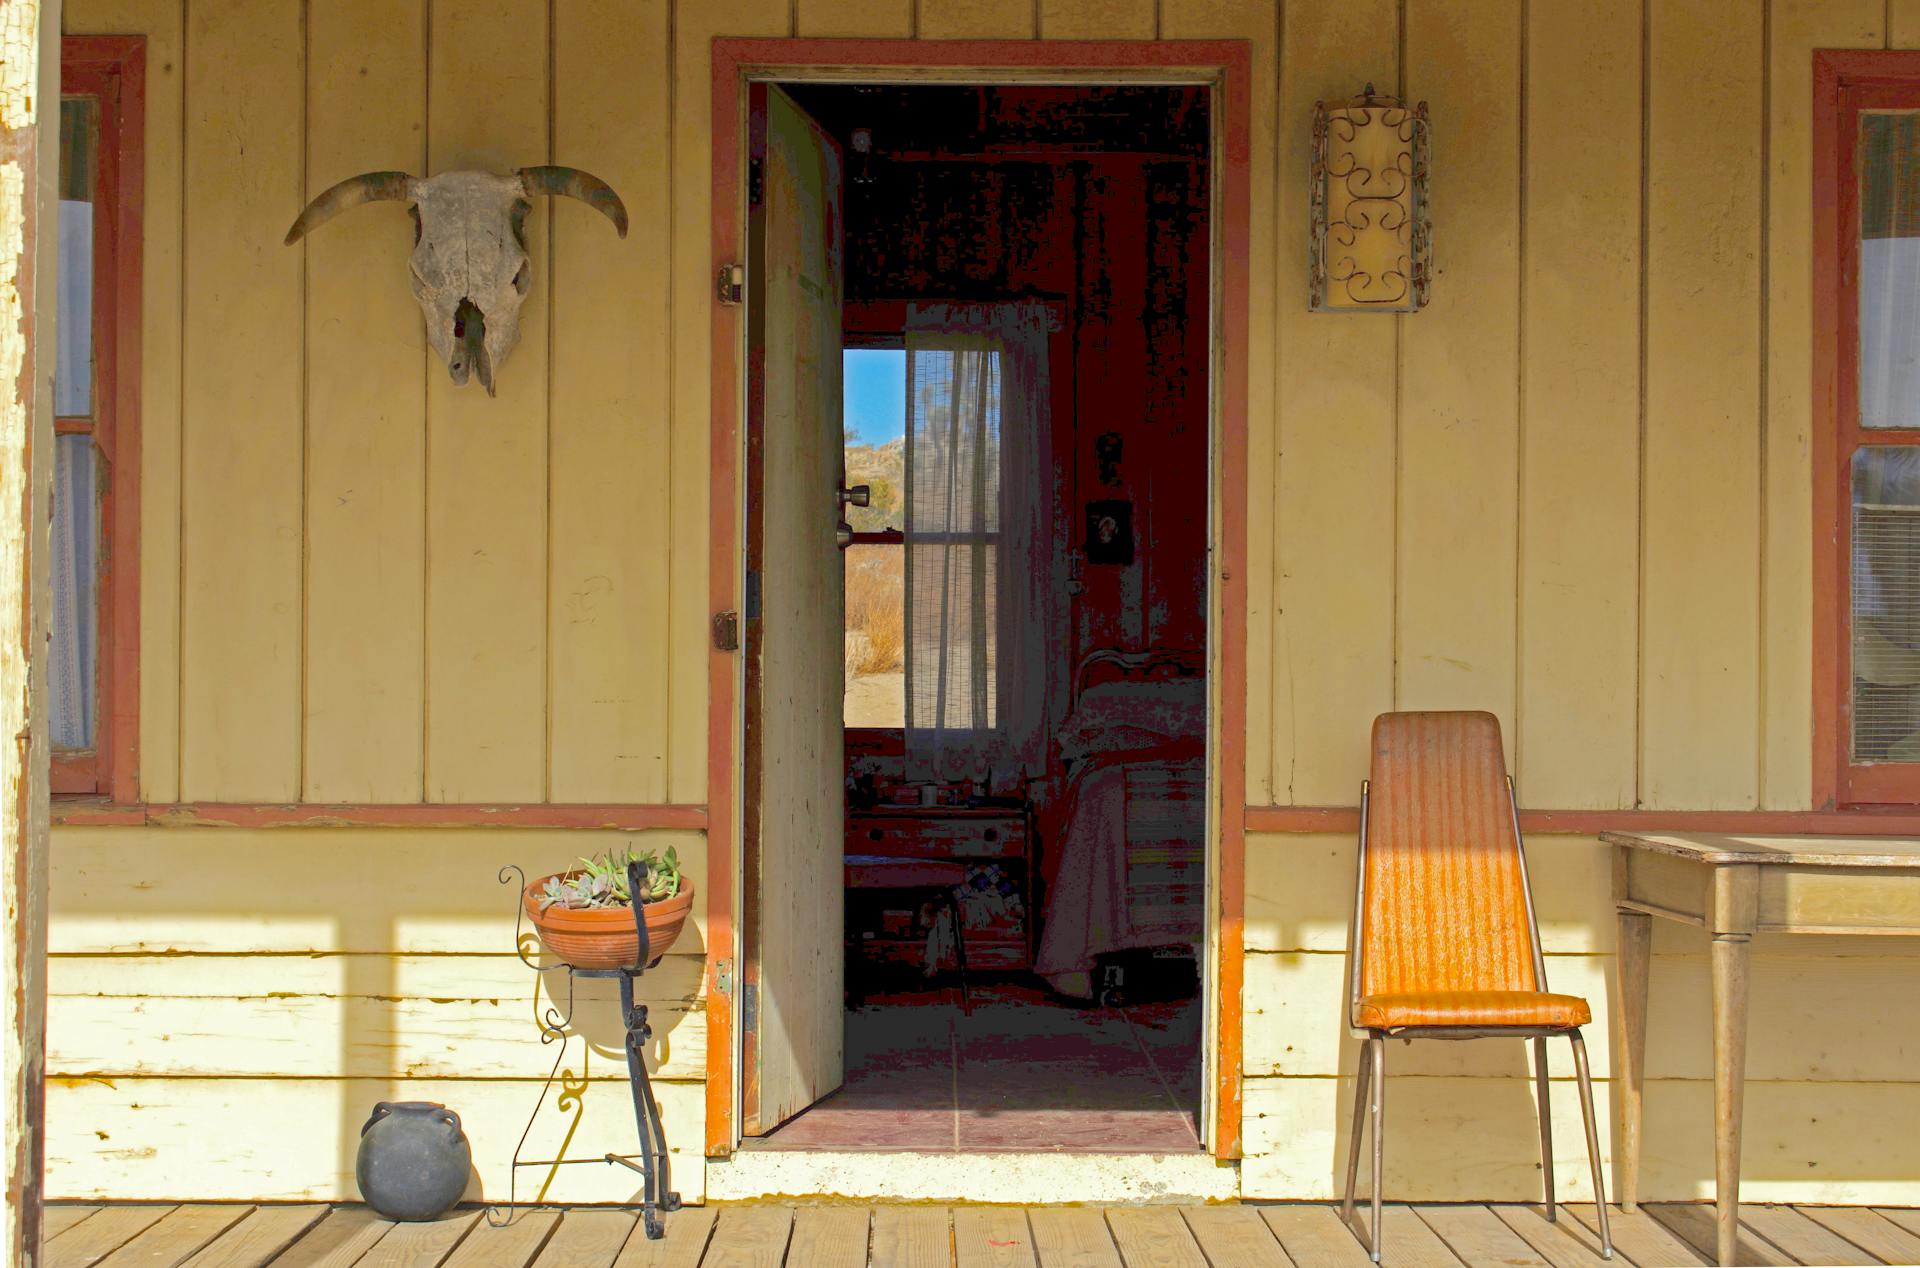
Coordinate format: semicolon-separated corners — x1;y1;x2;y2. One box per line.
1355;711;1544;1001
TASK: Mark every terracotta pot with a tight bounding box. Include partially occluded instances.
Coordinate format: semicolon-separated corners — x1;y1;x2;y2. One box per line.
523;873;695;970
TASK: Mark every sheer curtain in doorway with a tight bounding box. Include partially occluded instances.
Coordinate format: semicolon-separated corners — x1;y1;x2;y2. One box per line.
903;302;1058;789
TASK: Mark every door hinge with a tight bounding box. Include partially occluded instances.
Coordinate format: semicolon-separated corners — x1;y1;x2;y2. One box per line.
712;958;732;996
711;610;740;652
717;262;745;305
744;568;762;621
742;981;758;1035
748;156;764;208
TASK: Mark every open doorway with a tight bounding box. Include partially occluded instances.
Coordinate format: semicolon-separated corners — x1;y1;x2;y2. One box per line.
741;80;1211;1154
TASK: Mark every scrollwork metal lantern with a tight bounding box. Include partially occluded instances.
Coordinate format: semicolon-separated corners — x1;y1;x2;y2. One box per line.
1310;85;1431;312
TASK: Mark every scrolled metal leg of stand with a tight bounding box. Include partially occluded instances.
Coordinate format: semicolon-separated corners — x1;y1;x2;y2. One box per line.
617;973;681;1238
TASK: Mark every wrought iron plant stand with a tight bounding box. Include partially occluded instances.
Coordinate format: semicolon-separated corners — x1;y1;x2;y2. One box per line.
495;860;681;1239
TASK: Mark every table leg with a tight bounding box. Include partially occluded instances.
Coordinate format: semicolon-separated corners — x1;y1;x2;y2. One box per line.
1615;907;1652;1211
1711;931;1752;1268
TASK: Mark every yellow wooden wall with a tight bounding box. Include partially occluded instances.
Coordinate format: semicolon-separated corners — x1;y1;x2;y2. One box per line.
46;0;1920;1206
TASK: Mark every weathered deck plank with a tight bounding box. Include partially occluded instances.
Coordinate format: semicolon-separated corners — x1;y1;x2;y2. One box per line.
1103;1208;1207;1268
611;1206;716;1268
954;1209;1037;1268
1487;1205;1617;1268
438;1211;560;1268
530;1210;640;1267
1648;1203;1794;1266
44;1206;172;1268
44;1208;104;1241
1257;1205;1377;1268
41;1201;1920;1266
1413;1205;1549;1268
1794;1207;1920;1265
786;1208;868;1268
1374;1207;1465;1268
354;1210;480;1268
1567;1204;1706;1267
1738;1206;1878;1266
1028;1208;1121;1268
91;1206;253;1268
699;1208;792;1268
267;1206;393;1268
181;1205;328;1267
1178;1206;1291;1267
872;1207;951;1268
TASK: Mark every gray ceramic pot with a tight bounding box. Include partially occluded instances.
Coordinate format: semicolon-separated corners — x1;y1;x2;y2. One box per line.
356;1101;471;1221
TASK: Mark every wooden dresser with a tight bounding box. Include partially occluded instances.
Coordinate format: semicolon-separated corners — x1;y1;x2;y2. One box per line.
844;805;1034;972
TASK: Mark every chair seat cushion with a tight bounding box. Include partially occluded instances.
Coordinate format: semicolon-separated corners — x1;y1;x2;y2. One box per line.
1354;990;1591;1031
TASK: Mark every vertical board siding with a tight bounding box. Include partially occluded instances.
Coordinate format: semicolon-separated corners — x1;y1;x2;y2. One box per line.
302;0;428;803
1041;0;1155;40
1268;0;1399;805
64;0;185;805
1516;0;1642;808
1763;0;1884;810
666;0;789;807
1639;0;1765;809
1395;0;1522;738
178;0;304;801
798;0;915;38
916;0;1038;39
56;0;1920;1209
548;0;674;804
423;0;551;802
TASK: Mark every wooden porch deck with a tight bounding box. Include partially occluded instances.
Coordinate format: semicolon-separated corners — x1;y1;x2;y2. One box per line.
37;1201;1920;1267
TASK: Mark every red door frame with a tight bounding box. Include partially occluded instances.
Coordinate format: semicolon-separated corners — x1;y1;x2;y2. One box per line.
1813;49;1920;809
706;37;1253;1160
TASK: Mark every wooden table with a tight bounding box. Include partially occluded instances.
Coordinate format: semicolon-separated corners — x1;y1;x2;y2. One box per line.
1607;831;1920;1266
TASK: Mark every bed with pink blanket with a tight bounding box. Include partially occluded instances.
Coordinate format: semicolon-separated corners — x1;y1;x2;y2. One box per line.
1034;650;1206;1000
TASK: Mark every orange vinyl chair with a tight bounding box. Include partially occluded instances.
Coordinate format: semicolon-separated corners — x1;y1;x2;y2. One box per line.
1341;711;1612;1262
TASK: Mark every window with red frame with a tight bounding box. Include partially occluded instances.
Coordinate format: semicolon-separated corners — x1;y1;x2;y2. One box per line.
53;37;143;801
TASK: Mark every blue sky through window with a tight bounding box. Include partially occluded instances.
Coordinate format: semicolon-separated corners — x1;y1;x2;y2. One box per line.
844;348;905;445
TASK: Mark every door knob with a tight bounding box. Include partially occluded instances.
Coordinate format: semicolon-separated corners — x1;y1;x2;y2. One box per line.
836;521;854;549
838;484;870;508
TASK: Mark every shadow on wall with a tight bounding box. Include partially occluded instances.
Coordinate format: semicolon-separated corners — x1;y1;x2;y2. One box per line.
1246;831;1920;1203
43;826;708;1204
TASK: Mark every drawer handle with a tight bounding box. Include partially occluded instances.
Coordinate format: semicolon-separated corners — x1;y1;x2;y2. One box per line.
983;828;998;843
869;828;883;841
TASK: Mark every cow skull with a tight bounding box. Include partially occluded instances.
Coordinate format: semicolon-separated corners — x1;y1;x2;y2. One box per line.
285;167;628;394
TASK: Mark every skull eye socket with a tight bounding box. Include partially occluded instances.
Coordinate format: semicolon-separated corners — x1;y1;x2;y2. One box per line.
513;261;531;295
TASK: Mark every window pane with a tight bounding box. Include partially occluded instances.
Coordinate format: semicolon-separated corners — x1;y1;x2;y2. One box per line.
50;434;99;750
843;348;906;728
57;97;97;418
845;544;904;727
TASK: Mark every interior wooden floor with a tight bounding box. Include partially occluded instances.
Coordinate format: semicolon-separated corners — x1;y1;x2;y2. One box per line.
38;1201;1920;1267
757;982;1202;1152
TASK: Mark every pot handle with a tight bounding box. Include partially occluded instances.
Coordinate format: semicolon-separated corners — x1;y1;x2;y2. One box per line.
441;1108;463;1140
360;1102;392;1137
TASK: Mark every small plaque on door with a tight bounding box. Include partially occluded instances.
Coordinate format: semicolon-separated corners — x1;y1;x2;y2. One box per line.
1085;500;1134;566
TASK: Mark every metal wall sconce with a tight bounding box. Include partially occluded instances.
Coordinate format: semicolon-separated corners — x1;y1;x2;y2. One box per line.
1310;84;1431;312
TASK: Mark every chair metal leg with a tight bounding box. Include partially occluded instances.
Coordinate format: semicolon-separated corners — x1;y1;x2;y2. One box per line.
1570;1031;1615;1259
1533;1035;1555;1222
1370;1035;1385;1263
1342;1034;1373;1222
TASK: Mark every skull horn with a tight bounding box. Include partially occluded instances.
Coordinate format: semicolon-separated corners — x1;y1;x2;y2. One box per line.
518;166;629;238
284;171;416;245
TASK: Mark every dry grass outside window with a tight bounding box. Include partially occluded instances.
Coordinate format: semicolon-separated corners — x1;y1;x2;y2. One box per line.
845;545;904;678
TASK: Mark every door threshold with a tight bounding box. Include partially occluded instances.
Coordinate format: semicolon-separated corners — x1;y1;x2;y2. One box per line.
707;1147;1236;1204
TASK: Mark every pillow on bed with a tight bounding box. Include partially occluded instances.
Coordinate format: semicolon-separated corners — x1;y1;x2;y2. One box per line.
1058;679;1204;760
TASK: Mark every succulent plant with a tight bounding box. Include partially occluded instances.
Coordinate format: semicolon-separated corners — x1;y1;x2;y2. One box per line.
538;844;682;910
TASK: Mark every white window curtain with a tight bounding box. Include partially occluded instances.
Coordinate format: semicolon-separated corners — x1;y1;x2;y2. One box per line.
50;196;98;751
903;302;1058;788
